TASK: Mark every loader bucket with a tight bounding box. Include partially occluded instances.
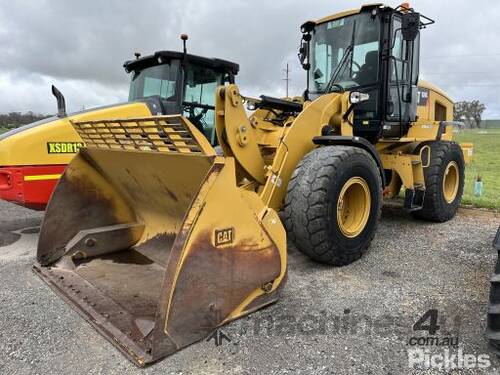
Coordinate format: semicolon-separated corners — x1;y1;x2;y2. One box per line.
33;116;286;366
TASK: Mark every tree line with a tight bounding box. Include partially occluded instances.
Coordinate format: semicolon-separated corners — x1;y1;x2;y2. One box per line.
453;100;486;128
0;112;51;129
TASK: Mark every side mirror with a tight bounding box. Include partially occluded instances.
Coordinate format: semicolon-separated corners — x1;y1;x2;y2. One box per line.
299;41;307;64
402;12;420;41
298;39;310;70
298;22;314;71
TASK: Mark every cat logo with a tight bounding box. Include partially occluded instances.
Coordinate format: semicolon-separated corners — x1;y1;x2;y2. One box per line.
214;227;234;247
47;142;85;154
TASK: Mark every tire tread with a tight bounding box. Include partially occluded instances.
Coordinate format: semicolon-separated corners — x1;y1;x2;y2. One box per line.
413;141;465;222
283;146;382;266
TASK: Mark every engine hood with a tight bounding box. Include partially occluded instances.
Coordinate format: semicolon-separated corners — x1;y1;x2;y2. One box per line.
0;101;152;167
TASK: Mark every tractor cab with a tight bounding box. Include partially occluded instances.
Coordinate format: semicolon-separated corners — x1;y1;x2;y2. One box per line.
299;4;434;142
125;49;239;145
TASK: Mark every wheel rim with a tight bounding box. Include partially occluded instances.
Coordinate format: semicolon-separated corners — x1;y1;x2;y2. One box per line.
337;177;371;238
443;161;459;203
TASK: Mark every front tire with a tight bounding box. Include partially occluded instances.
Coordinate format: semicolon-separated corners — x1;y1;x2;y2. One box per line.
412;141;465;222
283;146;382;266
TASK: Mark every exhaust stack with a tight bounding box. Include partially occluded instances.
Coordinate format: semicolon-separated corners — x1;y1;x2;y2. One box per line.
51;85;67;118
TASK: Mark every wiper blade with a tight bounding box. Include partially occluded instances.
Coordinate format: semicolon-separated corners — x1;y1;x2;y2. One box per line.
325;44;353;93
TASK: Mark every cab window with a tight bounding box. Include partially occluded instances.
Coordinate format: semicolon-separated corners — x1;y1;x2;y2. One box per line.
183;64;221;145
128;62;179;101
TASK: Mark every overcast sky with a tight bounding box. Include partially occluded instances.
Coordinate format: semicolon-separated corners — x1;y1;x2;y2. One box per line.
1;0;499;117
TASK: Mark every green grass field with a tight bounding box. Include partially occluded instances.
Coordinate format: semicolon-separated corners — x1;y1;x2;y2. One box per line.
455;128;500;210
0;128;8;134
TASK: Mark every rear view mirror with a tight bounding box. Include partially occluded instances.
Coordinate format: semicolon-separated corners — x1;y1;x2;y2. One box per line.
402;12;420;41
298;22;314;71
299;40;309;70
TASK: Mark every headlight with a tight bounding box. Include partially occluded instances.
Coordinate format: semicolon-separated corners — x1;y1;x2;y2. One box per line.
246;101;257;111
349;92;370;104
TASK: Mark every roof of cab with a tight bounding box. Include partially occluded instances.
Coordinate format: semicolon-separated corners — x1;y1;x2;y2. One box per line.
314;3;385;25
123;51;239;75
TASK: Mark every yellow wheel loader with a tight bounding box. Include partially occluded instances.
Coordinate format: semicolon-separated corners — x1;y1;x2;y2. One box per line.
34;4;473;366
0;40;238;209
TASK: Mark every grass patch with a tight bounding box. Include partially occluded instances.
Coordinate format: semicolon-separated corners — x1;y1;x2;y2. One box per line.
454;129;500;210
0;127;8;134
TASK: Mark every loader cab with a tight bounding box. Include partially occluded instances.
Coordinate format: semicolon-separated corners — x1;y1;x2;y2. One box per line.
300;4;433;143
125;51;239;145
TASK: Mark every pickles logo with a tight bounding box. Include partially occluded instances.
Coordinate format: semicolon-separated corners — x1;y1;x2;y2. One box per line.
47;142;85;154
407;310;491;370
214;228;234;247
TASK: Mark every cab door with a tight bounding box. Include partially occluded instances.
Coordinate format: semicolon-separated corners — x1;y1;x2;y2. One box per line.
384;14;420;137
182;64;221;146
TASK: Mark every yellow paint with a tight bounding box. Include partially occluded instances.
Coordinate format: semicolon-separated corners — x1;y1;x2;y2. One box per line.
314;4;384;25
0;102;152;167
419;80;454;104
380;153;425;189
315;8;360;25
24;174;62;181
255;90;353;209
443;161;459;203
71;115;215;156
460;143;474;165
337;177;371;238
159;156;286;332
417;80;454;123
215;86;266;183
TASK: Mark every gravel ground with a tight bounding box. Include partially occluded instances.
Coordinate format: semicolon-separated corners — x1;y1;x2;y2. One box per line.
0;200;499;374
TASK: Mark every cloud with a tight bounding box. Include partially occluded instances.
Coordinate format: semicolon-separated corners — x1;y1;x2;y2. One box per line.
0;1;499;117
0;72;128;114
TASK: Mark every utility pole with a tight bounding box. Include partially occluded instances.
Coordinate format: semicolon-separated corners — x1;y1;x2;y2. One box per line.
283;63;290;98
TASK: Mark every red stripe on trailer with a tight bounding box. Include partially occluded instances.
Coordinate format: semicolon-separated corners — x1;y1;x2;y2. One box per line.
0;165;66;210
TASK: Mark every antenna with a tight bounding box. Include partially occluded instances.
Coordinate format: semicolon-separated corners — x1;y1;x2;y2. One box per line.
180;34;188;55
282;63;291;97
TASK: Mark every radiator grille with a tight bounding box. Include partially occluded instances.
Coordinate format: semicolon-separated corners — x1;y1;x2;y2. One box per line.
71;115;204;153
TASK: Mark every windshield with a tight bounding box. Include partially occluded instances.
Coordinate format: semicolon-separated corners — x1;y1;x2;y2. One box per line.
128;61;180;101
310;13;380;93
183;64;223;145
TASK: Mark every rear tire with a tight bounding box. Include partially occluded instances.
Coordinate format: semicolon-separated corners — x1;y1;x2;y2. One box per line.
283;146;382;266
412;141;465;222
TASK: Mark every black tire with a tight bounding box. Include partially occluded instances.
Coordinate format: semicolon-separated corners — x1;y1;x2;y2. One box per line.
488;248;500;355
282;146;382;266
412;141;465;222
